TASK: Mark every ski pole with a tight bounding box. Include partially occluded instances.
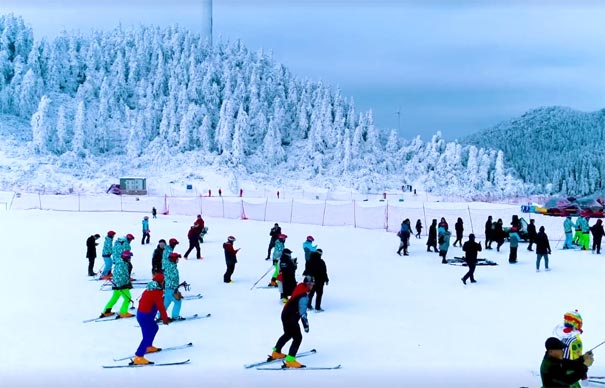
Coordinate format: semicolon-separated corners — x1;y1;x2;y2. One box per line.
587;340;605;354
250;265;275;290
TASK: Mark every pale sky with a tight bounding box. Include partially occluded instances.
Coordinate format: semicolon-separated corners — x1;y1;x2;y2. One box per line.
1;0;605;140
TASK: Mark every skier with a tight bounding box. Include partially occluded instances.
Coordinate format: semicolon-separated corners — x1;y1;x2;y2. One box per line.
461;233;481;285
573;217;583;246
164;252;184;321
113;233;135;277
162;238;179;269
151;239;166;275
553;310;586;388
100;230;116;279
527;219;537;251
141;216;150;245
183;224;202;259
268;234;287;287
132;273;170;365
508;226;520;263
152;207;157;219
535;226;552;272
415;219;423;239
100;250;134;318
268;275;315;368
86;233;101;276
590;219;604;254
563;216;574;249
396;219;411;256
580;216;591;251
266;223;282;260
484;216;493;249
540;337;593;388
223;236;239;283
304;249;329;311
279;248;297;302
453;217;464;247
303;236;317;262
193;214;208;243
426;219;438;252
438;221;451;264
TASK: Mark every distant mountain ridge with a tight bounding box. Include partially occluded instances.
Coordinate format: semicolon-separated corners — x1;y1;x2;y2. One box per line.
462;106;605;196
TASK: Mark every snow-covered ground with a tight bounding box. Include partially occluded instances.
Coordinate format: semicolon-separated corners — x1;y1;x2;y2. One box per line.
1;206;603;388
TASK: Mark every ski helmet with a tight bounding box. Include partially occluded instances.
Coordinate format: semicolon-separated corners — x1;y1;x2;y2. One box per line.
306;235;314;242
126;233;135;241
107;230;116;237
169;238;179;245
228;235;236;242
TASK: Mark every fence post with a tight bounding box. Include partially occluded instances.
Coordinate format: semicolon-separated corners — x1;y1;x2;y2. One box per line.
353;200;357;228
264;198;268;222
78;193;81;212
322;199;327;226
38;193;42;210
385;200;389;231
422;203;427;235
221;197;225;218
289;198;294;223
467;205;474;234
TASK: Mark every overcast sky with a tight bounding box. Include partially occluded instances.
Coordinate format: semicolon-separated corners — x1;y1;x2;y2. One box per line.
1;0;605;140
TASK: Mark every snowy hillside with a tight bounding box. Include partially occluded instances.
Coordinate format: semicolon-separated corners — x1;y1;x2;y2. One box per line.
463;106;605;196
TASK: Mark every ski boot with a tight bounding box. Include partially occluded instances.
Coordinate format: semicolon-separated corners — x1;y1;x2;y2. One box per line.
131;356;153;365
119;312;135;318
100;308;114;318
269;349;286;361
284;355;305;368
146;346;162;353
268;278;278;287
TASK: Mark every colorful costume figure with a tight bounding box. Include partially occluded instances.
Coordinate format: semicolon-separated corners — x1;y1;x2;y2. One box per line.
269;234;287;287
141;216;150;245
101;250;134;318
563;217;574;249
100;231;116;278
163;252;183;320
553;310;585;388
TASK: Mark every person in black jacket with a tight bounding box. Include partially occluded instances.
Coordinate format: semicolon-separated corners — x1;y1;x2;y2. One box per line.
453;217;464;247
527;219;537;251
540;337;593;388
590;219;604;254
279;248;297;302
484;216;493;249
266;223;282;260
461;233;482;285
304;249;329;311
426;219;438;252
151;239;166;274
86;234;101;276
536;225;552;272
415;219;423;239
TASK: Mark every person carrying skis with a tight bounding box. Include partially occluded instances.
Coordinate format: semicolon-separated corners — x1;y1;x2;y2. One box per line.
396;219;411;256
415;219;423;239
100;250;134;318
223;236;239;283
86;233;101;276
461;234;481;285
563;216;574;249
268;234;287;287
268;275;315;368
426;219;438;252
132;273;170;365
100;230;116;279
266;223;282;260
164;252;184;321
302;236;317;262
141;216;151;245
553;310;586;388
540;337;593;388
304;249;329;311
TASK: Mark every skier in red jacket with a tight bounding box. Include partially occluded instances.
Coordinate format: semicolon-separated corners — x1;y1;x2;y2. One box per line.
132;273;170;365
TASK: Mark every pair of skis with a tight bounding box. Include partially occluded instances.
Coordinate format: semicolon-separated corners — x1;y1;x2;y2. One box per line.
244;349;341;370
103;342;194;368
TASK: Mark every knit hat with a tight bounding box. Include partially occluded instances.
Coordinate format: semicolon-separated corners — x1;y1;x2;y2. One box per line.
306;235;314;242
545;337;567;350
169;238;179;245
126;233;135;241
107;230;116;237
564;310;583;331
228;235;236;242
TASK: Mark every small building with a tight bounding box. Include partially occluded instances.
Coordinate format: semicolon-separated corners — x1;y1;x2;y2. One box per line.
119;177;147;195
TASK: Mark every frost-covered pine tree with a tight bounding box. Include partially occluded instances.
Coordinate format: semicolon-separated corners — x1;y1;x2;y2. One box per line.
31;95;51;153
55;105;67;154
72;100;86;155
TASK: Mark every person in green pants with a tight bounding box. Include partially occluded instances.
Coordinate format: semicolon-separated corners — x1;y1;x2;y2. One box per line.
100;250;134;318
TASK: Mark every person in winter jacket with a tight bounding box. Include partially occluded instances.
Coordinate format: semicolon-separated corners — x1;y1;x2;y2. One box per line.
152;207;157;219
268;234;287;287
151;239;166;275
268;275;315;368
573;217;583;246
132;273;170;365
453;217;464;247
100;230;116;279
508;227;520;263
438;220;451;264
162;238;179;269
527;219;537;251
184;225;202;259
163;252;184;321
563;216;575;250
100;250;134;318
194;214;208;243
302;236;317;262
415;219;423;239
461;234;482;284
304;249;329;311
484;216;493;249
494;218;505;252
141;216;151;245
113;234;135;276
426;219;438;252
86;234;101;276
580;216;591;251
279;248;297;302
553;310;586;388
590;219;604;254
540;337;593;388
223;236;239;283
536;226;552;272
397;219;411;256
266;223;282;260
